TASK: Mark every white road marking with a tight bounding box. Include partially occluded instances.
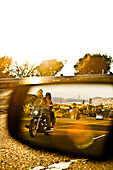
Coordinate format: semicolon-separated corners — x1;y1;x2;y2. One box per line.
93;134;105;140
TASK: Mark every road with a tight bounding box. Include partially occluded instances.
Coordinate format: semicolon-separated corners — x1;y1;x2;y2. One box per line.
20;117;112;158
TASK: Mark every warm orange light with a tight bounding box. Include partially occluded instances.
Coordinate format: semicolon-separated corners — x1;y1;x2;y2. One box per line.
67;124;94;149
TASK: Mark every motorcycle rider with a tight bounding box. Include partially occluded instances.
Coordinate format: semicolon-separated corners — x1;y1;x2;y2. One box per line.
33;89;43;107
25;89;43;129
38;96;51;130
39;97;47;108
33;90;55;130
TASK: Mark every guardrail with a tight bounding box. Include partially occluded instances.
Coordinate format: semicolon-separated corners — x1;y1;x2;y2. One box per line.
0;78;24;88
0;74;113;88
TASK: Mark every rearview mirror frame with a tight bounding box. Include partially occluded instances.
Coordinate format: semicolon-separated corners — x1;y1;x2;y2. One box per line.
8;75;113;160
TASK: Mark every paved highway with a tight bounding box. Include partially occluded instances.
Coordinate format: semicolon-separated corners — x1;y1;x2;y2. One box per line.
20;117;112;158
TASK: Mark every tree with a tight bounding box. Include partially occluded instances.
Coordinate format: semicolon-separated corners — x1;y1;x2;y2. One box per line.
9;61;39;78
8;59;65;77
0;56;13;78
35;59;66;76
74;53;112;75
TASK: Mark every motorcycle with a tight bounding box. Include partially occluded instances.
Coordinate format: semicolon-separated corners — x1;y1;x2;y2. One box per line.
28;107;54;137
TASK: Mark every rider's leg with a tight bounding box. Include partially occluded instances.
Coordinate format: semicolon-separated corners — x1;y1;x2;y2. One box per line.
46;114;51;130
50;111;56;126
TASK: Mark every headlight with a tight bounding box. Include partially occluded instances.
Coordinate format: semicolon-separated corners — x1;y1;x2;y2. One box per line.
34;110;39;115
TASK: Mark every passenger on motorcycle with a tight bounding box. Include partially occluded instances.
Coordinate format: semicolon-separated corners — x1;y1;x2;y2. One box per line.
45;92;56;127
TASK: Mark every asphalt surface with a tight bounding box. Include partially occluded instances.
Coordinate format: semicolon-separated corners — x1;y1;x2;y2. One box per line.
20;117;112;158
1;89;113;169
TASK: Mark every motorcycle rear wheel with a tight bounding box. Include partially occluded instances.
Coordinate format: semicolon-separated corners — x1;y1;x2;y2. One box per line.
29;119;37;137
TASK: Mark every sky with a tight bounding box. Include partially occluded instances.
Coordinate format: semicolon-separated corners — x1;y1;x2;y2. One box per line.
28;84;113;99
0;0;113;75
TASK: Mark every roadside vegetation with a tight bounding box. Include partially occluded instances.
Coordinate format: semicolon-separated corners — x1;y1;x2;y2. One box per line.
0;53;112;78
23;94;112;119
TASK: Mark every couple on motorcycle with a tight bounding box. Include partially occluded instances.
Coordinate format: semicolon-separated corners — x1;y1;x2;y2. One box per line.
33;89;55;130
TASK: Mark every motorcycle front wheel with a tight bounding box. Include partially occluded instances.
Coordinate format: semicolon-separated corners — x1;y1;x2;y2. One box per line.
44;131;49;135
29;119;37;137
